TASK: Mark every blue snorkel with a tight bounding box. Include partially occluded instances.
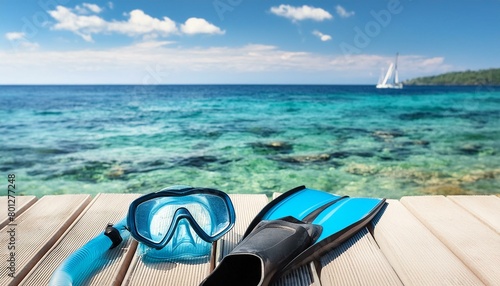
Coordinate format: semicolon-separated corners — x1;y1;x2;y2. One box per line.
49;219;128;286
49;186;235;286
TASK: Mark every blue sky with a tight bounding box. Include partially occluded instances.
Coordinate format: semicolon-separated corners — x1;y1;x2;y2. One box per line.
1;0;499;84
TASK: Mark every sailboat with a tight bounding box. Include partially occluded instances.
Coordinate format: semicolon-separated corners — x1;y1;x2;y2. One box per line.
376;53;403;89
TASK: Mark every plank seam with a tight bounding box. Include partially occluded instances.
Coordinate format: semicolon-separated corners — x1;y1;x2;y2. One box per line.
121;251;141;286
20;194;99;285
14;195;92;285
113;240;138;286
448;195;499;234
400;196;493;285
367;225;405;286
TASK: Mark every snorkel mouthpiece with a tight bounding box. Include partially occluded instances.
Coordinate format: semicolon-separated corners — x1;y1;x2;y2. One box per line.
104;223;123;249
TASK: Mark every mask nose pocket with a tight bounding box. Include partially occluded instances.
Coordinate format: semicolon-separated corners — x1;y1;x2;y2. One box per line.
172;219;196;250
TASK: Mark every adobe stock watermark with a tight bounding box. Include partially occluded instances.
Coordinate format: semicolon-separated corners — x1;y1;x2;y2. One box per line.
8;0;71;52
130;64;170;97
340;0;412;58
213;0;243;21
143;64;169;85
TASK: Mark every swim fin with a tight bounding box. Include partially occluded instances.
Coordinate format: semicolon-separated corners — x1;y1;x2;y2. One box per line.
200;186;386;286
201;216;322;286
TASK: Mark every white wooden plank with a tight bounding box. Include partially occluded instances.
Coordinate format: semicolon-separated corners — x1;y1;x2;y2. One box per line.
124;254;211;286
319;227;402;285
372;199;482;285
20;193;139;286
0;195;37;229
0;194;91;286
402;196;500;285
274;264;318;286
449;195;500;233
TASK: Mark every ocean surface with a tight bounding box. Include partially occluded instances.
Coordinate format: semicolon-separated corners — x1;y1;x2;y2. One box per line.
1;85;499;199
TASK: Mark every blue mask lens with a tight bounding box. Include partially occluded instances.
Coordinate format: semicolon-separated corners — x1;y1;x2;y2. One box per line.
137;218;212;261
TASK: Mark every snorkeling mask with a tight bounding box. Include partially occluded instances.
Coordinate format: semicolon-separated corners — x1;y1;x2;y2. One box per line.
128;186;236;259
50;186;236;286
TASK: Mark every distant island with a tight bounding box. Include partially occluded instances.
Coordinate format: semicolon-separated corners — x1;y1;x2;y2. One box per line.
404;68;500;86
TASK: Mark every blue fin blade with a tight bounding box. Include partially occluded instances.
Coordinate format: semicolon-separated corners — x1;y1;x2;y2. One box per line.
262;188;343;221
312;197;384;243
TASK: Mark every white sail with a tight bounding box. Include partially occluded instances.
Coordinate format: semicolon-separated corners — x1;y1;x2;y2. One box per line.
376;53;403;89
381;63;394;85
395;66;399;84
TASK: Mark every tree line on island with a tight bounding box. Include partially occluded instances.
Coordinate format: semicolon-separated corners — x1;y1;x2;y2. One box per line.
404;68;500;86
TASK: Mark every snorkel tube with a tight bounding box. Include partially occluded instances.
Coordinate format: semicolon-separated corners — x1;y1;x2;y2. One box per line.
49;218;128;286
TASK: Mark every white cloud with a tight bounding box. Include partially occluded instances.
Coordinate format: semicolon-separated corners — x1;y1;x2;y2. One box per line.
49;6;107;42
84;3;102;13
48;5;223;42
18;41;40;51
336;5;355;18
180;18;225;35
330;54;451;75
133;40;174;49
5;32;40;51
108;10;178;37
270;5;332;22
5;32;25;41
406;56;447;71
75;3;103;14
312;30;332;42
0;43;451;84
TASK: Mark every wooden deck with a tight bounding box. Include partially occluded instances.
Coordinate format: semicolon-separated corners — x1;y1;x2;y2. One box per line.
1;193;499;286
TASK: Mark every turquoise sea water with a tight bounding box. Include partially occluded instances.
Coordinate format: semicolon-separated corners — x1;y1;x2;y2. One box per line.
1;85;499;198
